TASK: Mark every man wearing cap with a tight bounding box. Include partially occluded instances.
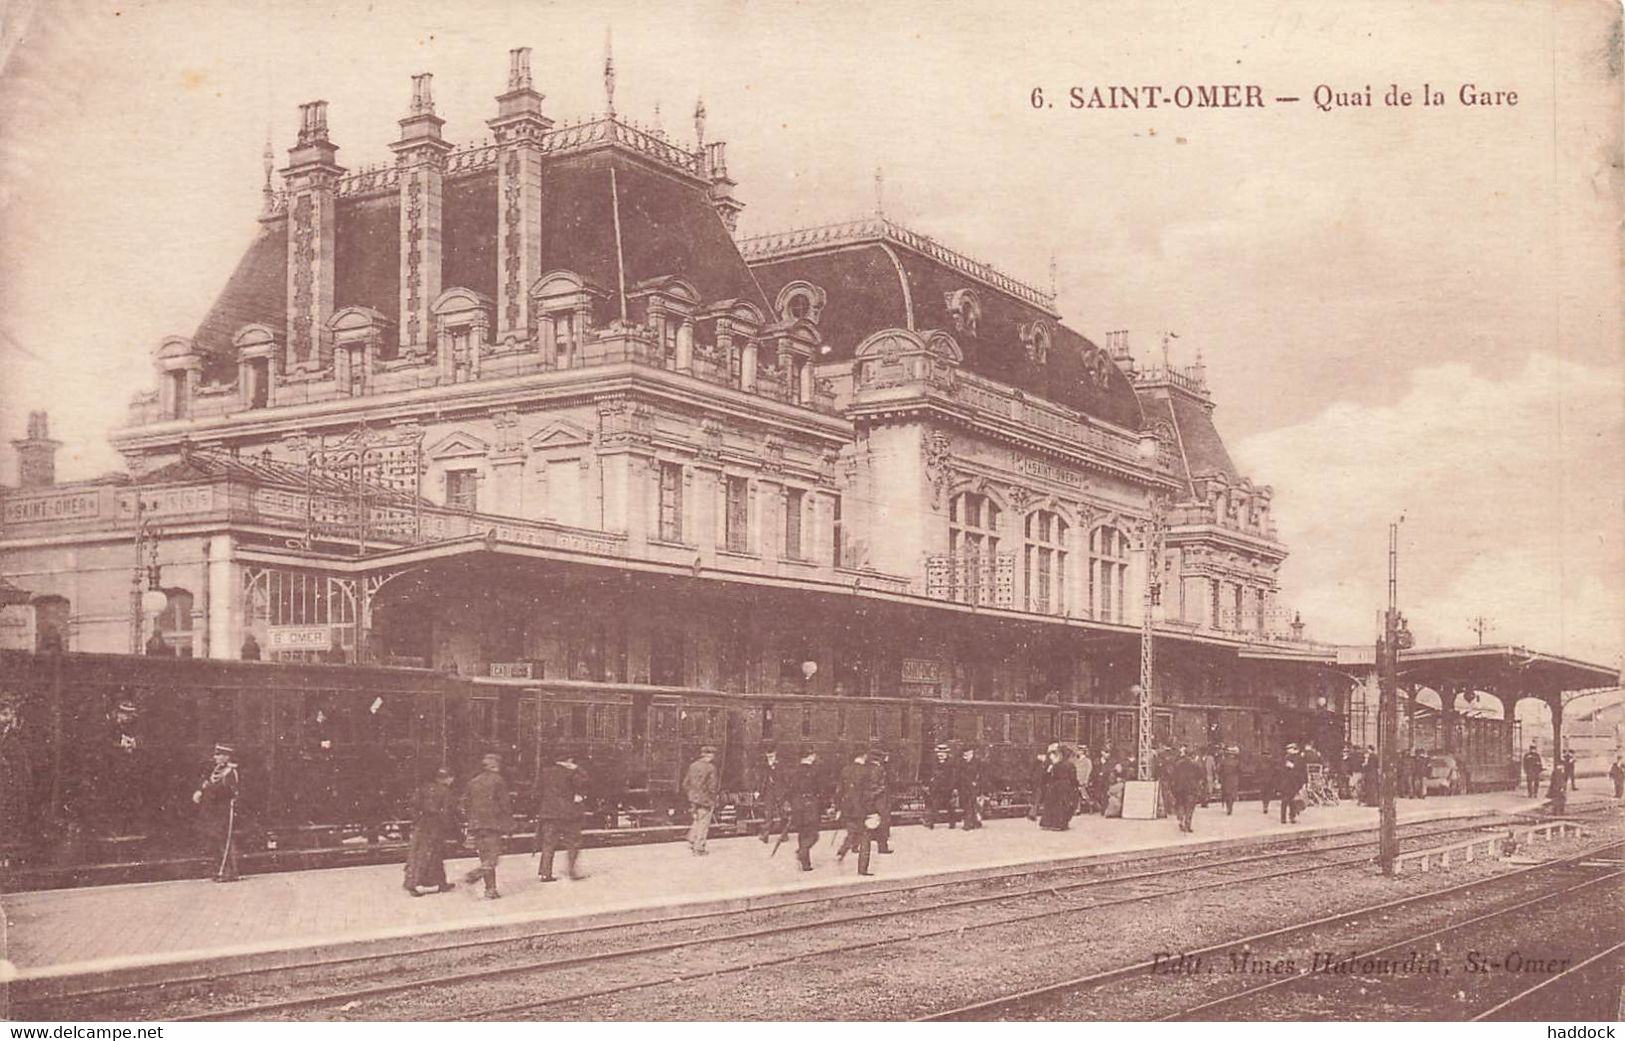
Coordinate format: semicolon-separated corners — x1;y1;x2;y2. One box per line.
536;749;588;882
460;752;512;899
786;746;824;871
835;749;882;876
1278;744;1307;824
403;766;457;896
684;745;720;856
925;744;957;829
1522;744;1544;798
753;745;787;845
104;699;147;834
957;747;984;830
192;743;242;882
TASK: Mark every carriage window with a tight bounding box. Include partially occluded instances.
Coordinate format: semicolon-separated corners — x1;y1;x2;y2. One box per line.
901;708;912;738
708;708;722;737
473;700;498;741
762;704;775;740
837;705;847;736
801;706;812;737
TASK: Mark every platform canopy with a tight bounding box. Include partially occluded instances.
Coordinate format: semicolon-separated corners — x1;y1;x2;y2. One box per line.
1395;644;1620;698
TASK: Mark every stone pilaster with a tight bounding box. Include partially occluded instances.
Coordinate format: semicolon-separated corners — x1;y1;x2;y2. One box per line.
282;101;344;373
392;74;452;356
488;48;552;347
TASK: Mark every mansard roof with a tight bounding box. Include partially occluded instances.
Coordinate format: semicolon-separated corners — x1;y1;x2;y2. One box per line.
742;220;1144;430
1137;382;1240;499
188;132;768;376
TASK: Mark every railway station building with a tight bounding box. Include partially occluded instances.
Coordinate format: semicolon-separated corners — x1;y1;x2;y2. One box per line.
0;51;1615;842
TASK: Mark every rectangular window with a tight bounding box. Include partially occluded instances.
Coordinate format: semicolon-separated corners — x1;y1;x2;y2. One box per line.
783;488;804;560
167;371;188;419
725;475;749;552
831;495;843;568
658;462;684;543
553;312;576;364
247;358;269;408
446;469;479;512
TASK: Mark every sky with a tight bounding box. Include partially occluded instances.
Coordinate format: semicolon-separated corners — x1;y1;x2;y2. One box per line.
0;0;1620;666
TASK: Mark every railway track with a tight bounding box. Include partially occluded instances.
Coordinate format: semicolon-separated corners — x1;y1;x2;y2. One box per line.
80;809;1600;1021
919;839;1625;1021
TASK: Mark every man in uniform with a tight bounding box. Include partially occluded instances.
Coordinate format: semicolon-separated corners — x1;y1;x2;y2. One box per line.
105;699;148;834
786;746;823;871
192;743;242;882
460;752;511;899
1522;744;1545;798
834;748;882;876
753;745;787;845
957;747;984;830
1277;744;1307;824
536;749;588;882
684;745;720;855
1562;747;1578;791
1165;745;1204;832
403;767;456;896
924;743;957;829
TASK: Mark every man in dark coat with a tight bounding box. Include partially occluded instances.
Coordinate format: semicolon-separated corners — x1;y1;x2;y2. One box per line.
1257;750;1277;815
1359;746;1380;805
835;749;882;875
1414;749;1431;799
1608;755;1623;799
403;767;456;896
536;750;587;882
1562;748;1578;791
192;743;242;882
753;746;787;845
957;747;984;830
460;752;512;899
1038;746;1079;831
1547;757;1568;813
786;747;825;870
1522;745;1545;798
1217;745;1241;815
925;744;957;828
1277;744;1307;824
1165;745;1205;832
786;747;823;871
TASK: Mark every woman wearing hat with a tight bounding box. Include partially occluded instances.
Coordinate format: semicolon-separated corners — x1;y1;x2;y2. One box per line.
403;767;457;896
192;744;242;882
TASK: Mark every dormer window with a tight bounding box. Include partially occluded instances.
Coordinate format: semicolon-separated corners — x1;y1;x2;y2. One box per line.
945;288;982;337
774;281;826;324
233;324;281;411
431;288;494;384
531;271;610;371
1022;321;1052;365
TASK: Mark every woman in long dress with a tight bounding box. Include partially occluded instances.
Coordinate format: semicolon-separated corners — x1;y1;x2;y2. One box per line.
1039;747;1079;831
403;767;457;896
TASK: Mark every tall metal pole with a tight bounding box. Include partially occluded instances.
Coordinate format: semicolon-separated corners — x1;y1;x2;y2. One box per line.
1377;522;1400;875
1137;499;1165;781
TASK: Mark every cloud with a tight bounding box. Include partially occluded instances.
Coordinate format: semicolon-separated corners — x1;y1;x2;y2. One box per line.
1234;352;1624;666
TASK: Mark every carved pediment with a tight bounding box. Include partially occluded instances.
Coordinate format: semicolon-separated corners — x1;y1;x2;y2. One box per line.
427;430;490;459
527;419;593;451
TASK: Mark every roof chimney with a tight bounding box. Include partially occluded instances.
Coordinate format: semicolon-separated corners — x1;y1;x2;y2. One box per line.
13;411;61;488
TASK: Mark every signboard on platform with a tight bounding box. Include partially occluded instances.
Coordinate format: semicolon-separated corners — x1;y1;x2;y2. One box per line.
900;658;943;684
1121;779;1164;820
1335;645;1378;666
268;625;332;652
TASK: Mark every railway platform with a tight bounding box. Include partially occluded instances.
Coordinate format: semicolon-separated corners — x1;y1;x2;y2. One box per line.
1;787;1612;1002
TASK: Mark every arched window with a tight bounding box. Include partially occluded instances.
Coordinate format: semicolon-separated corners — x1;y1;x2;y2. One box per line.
1088;525;1130;623
949;491;1001;604
1024;510;1068;615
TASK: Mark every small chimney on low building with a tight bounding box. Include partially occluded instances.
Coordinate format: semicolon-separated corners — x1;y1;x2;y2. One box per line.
13;411;61;488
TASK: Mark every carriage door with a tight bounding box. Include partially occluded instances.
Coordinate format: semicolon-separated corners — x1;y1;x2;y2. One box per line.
648;701;680;790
